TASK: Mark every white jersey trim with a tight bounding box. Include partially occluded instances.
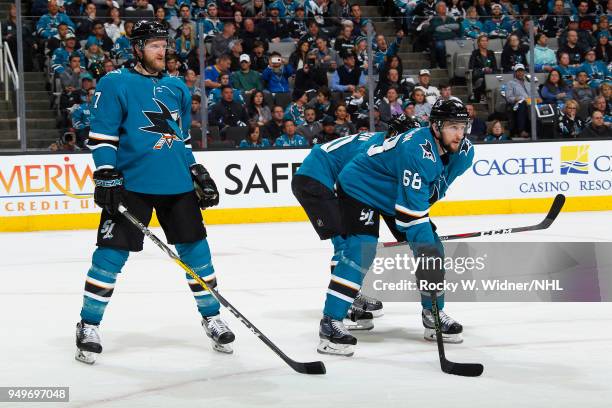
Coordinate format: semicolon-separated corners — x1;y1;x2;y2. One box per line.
330;274;361;291
89;132;120;141
395;204;429;217
327;289;355;303
88;143;118;151
396;217;430;228
84;292;111;303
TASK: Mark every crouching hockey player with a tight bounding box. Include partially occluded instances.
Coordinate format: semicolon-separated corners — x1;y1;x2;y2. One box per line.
292;119;411;332
316;98;475;356
75;21;234;364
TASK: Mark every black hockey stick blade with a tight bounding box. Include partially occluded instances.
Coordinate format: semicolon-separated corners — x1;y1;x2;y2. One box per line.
431;293;483;377
437;193;566;241
538;193;566;229
291;360;327;375
442;360;484;377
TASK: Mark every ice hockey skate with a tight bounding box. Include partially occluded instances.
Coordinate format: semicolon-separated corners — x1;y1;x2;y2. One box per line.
318;315;357;356
202;314;235;354
352;292;384;318
422;308;464;344
75;321;102;364
344;306;374;331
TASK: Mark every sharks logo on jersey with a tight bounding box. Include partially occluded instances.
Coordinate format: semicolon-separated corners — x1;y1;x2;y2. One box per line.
420;139;436;163
140;98;185;150
88;68;196;195
459;138;472;156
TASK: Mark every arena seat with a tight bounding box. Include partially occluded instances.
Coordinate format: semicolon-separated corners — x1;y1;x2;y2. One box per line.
224;126;249;145
268;42;296;59
445;39;475;78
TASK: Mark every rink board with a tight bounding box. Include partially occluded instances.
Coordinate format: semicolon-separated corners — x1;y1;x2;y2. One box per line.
0;140;611;232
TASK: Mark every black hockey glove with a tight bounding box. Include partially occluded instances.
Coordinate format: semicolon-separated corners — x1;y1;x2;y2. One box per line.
191;164;219;208
414;244;445;292
93;168;125;216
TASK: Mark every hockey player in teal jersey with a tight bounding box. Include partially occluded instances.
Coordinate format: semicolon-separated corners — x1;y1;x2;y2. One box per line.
317;98;475;356
75;21;235;364
292;118;413;331
293;131;386;330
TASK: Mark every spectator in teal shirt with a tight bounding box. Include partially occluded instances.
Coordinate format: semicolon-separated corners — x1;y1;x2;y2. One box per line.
274;119;308;146
428;2;461;68
461;7;484;39
284;89;309;126
208;73;244;107
534;33;558;72
484;120;510;142
239;123;271;148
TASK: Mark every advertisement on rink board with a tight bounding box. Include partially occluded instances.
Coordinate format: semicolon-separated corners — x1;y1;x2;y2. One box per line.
0;139;611;231
443;139;612;200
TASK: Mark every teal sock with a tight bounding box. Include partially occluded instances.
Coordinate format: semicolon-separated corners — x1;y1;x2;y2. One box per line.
176;239;221;317
80;247;129;325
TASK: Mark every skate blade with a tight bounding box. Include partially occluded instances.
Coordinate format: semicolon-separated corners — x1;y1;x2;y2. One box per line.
317;339;354;357
370;309;384;318
424;329;464;344
350;307;383;319
343;318;374;331
75;349;98;364
211;340;234;354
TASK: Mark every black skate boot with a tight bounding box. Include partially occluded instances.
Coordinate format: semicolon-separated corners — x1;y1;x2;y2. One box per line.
317;315;357;356
352;292;384;318
422;308;463;344
202;314;235;354
344;307;374;331
75;321;102;364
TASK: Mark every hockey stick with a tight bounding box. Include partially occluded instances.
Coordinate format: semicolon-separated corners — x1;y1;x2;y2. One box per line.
381;194;566;248
431;292;483;377
118;204;326;375
393;194;565;376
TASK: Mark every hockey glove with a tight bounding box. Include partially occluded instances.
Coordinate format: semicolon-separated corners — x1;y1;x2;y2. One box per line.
414;244;445;292
93;168;125;216
191;164;219;208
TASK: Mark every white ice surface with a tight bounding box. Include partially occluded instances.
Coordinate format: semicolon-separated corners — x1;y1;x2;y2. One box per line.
1;211;612;408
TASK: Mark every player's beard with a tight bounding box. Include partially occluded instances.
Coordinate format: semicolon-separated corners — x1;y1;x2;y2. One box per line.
439;132;461;153
444;139;461;153
437;122;465;153
142;52;165;74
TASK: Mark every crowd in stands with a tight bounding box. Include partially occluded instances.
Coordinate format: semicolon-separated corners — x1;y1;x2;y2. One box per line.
463;0;612;139
2;0;612;150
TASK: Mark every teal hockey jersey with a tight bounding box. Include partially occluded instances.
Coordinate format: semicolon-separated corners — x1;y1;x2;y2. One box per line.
88;68;196;195
338;127;474;245
296;131;387;191
431;137;474;204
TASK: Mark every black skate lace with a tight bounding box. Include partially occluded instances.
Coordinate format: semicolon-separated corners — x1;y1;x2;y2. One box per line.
208;317;229;336
331;320;350;336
